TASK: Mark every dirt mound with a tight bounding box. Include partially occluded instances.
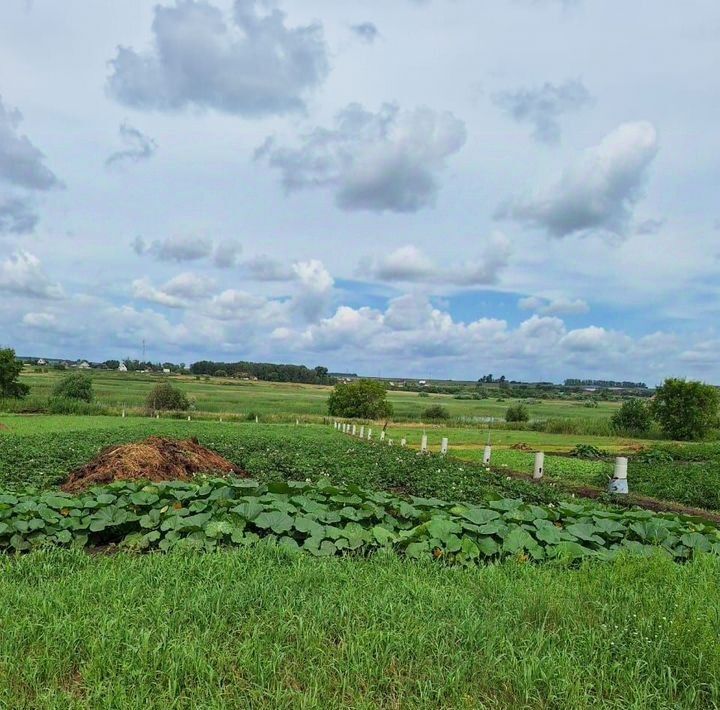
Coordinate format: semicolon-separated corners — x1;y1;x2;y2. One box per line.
0;423;8;431
61;436;246;492
510;442;534;452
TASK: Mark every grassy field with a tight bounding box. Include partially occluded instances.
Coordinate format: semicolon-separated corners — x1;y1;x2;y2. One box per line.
1;547;719;709
13;368;622;421
2;405;720;707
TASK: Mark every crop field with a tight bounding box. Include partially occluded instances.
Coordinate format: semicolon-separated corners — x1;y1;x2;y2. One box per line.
2;414;720;706
13;368;622;421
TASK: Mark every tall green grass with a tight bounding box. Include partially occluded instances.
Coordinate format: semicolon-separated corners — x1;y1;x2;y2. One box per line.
0;548;718;709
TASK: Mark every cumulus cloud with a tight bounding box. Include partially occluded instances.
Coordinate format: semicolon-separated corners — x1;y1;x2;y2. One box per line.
212;240;242;268
22;311;58;330
0;251;63;299
351;22;379;43
241;254;296;281
519;295;589;315
105;121;157;167
359;232;511;286
498;121;659;238
493;79;592;143
106;0;329;117
0;96;61;234
635;217;664;235
291;259;334;321
133;272;216;308
257;102;467;212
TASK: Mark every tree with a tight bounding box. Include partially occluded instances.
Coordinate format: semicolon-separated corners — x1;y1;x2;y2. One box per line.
146;382;190;411
611;399;651;435
327;380;393;419
505;403;530;422
0;348;29;399
103;360;120;370
423;404;450;420
650;378;720;441
52;373;93;402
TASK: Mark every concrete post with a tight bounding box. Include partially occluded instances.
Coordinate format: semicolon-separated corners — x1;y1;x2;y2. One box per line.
352;424;356;436
401;438;406;447
255;415;259;423
360;425;365;438
122;409;126;418
609;457;629;494
441;437;448;455
380;430;386;441
421;434;428;452
483;445;492;465
533;452;545;480
367;428;372;440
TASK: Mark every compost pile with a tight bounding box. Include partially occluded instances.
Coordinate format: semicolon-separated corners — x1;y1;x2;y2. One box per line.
61;436;246;492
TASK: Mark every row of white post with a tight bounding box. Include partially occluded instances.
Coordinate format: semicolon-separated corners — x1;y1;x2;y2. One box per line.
333;420;420;452
332;420;630;494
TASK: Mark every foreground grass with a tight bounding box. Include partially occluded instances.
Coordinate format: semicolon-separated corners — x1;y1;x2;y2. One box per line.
0;547;718;709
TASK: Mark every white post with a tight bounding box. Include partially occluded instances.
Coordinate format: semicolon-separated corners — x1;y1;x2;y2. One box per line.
388;439;393;446
219;418;223;423
360;425;365;438
255;415;259;423
122;409;126;418
352;424;356;436
421;434;428;452
296;419;299;426
156;413;159;420
441;437;448;455
334;421;338;430
483;445;492;465
187;416;191;421
380;430;386;441
609;457;629;494
367;428;372;440
401;438;406;447
533;452;545;480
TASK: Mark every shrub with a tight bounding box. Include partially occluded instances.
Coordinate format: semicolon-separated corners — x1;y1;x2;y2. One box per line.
423;405;450;420
650;378;720;441
214;369;228;378
611;399;651;436
505;403;530;423
0;348;29;399
327;380;393;419
51;373;93;402
418;392;430;398
146;382;190;411
48;397;107;415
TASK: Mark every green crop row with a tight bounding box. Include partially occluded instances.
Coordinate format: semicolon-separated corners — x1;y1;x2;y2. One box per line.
2;476;719;563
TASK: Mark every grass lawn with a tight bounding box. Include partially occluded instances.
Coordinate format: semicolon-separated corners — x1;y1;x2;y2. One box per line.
1;547;718;709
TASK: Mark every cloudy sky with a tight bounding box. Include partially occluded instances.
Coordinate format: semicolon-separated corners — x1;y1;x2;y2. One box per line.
1;0;719;382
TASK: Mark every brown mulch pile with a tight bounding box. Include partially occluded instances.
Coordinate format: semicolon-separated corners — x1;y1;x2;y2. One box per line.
61;436;247;492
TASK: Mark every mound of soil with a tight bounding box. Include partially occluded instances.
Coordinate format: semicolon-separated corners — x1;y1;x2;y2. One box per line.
510;442;534;452
0;423;8;431
61;436;246;492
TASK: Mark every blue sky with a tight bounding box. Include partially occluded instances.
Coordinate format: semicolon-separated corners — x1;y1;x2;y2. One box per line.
1;0;719;383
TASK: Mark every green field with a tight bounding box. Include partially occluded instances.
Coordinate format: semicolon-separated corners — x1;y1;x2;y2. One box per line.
14;368;622;421
2;394;720;706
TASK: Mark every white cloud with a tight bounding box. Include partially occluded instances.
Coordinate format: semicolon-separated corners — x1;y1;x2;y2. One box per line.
493;79;592;143
499;121;659;238
105;122;157;167
0;251;63;299
519;295;589;315
107;0;329;117
257;102;467;212
360;232;511;286
291;259;334;321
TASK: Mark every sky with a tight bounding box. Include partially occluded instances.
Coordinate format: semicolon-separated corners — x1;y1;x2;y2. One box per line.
0;0;719;383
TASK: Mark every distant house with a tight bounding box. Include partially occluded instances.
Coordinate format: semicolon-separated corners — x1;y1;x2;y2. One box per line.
162;368;171;374
78;361;90;370
118;362;128;372
37;359;46;366
418;380;427;386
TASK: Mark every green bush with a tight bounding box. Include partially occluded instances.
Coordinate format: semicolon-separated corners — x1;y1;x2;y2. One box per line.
423;405;450;420
47;397;107;415
651;378;720;440
611;399;651;436
327;380;393;419
505;403;530;423
51;373;93;402
0;348;29;399
146;382;190;411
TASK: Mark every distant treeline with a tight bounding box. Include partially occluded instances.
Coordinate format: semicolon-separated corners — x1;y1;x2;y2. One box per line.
564;379;648;389
189;361;336;385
